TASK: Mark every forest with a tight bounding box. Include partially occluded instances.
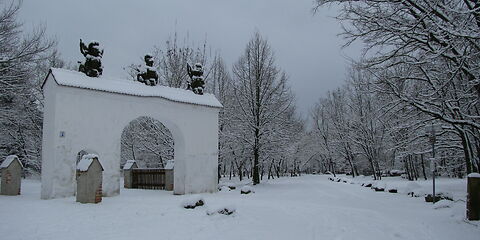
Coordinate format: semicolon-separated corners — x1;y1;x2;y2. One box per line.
1;0;479;184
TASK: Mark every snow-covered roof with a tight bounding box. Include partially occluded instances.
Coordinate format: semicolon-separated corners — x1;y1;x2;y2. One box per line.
164;160;174;170
77;154;102;172
0;155;22;169
123;160;137;170
44;68;223;109
468;173;480;178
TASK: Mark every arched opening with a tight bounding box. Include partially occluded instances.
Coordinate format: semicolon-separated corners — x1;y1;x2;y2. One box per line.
120;116;175;190
121;116;174;168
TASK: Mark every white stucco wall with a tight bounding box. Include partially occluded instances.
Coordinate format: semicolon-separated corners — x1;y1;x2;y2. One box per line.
41;73;220;199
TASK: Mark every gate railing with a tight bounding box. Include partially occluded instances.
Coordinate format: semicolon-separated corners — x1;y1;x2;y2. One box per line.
124;168;174;191
131;168;166;190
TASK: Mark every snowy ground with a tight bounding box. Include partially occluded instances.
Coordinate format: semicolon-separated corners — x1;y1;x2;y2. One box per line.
0;175;478;240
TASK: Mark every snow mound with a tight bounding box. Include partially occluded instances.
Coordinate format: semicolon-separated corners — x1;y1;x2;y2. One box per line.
372;182;386;191
182;195;205;209
240;185;255;194
123;160;136;170
76;154;99;171
207;205;236;216
0;155;22;169
218;182;237;190
219;186;232;192
46;68;223;109
433;200;452;209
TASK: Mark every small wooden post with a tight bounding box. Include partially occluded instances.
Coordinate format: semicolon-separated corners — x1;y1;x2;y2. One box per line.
467;173;480;221
76;154;103;204
123;160;138;189
0;155;23;196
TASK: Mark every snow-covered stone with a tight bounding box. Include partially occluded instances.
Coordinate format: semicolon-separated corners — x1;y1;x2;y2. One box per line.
207;205;236;216
433;200;452;209
240;185;255;194
219;186;231;192
182;195;205;209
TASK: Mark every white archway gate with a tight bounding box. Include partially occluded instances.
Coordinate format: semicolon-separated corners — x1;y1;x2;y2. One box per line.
40;68;222;199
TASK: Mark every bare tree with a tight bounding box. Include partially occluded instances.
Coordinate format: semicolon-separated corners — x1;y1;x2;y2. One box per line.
0;0;56;175
314;0;480;174
230;32;296;184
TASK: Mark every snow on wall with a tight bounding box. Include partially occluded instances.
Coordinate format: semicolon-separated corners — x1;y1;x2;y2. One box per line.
41;71;220;199
45;68;223;109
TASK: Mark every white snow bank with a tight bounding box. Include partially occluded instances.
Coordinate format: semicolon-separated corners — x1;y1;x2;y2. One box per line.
46;68;222;108
433;200;452;209
207;205;236;216
0;155;22;169
467;173;480;178
240;185;255;194
123;160;136;170
182;195;205;209
218;182;237;190
76;154;99;171
371;182;386;189
219;186;232;192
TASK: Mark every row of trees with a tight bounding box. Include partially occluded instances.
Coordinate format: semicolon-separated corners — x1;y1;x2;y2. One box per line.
0;0;62;175
0;1;305;182
8;0;475;183
121;32;305;184
309;0;480;178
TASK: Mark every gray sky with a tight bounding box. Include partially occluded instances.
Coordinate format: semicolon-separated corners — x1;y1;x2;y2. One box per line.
18;0;361;117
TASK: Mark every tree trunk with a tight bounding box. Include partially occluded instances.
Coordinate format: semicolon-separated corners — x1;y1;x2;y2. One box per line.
253;133;260;184
421;154;427;180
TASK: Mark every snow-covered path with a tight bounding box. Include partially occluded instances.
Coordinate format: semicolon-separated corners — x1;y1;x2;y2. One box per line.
0;175;478;240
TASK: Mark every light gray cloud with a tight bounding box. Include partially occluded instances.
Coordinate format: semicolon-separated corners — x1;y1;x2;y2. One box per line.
19;0;361;116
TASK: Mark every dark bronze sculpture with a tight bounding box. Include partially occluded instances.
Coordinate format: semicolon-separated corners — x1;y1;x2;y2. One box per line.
136;54;158;86
79;39;103;77
187;63;205;95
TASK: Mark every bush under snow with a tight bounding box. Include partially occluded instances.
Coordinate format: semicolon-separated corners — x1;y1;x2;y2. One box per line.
240;185;255;194
207;205;236;216
182;195;205;209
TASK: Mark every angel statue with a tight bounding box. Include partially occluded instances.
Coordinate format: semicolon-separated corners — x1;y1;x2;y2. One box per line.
79;39;104;77
187;63;205;95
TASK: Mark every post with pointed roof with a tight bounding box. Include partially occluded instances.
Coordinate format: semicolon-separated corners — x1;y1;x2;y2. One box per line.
76;154;103;203
123;160;138;189
0;155;23;196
